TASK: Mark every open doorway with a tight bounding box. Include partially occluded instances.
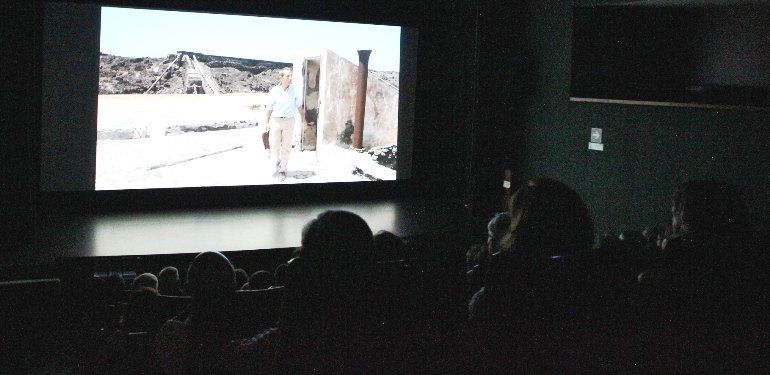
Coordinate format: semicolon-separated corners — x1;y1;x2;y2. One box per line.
301;57;321;151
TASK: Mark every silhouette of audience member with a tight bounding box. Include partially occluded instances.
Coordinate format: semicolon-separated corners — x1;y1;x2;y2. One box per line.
373;230;407;261
466;212;512;271
105;272;125;292
486;212;512;255
131;273;158;291
467;212;512;297
122;286;160;333
649;180;755;308
280;210;381;372
155;251;237;374
234;210;380;373
123;272;160;332
660;181;751;275
94;272;126;329
466;178;595;372
158;266;182;296
242;270;273;290
668;180;751;243
94;272;125;305
592;232;639;287
635;180;763;372
273;263;288;287
471;178;594;313
234;268;249;290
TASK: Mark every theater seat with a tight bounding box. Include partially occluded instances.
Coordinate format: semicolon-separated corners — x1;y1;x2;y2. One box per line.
148;287;284;335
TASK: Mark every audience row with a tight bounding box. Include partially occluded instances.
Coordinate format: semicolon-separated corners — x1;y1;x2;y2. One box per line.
89;178;766;373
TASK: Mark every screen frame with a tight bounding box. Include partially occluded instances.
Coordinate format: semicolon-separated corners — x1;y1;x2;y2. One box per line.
37;0;426;214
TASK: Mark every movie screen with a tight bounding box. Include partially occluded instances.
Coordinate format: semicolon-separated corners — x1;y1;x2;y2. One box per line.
95;7;407;190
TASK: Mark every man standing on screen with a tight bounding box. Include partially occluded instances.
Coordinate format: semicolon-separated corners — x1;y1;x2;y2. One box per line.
264;67;305;181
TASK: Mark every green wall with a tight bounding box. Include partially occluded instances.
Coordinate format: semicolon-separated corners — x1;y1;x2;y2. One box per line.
514;0;769;234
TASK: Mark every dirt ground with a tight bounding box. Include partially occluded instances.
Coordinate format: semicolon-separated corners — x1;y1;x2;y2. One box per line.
95;83;396;190
95;127;376;190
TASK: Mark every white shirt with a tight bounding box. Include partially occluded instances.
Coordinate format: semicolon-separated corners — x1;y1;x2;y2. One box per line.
266;84;301;118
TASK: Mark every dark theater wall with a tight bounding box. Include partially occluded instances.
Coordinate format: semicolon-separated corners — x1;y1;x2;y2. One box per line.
1;1;40;253
4;0;767;254
487;0;769;235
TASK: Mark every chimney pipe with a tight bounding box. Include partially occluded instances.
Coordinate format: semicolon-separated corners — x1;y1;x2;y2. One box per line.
352;50;371;150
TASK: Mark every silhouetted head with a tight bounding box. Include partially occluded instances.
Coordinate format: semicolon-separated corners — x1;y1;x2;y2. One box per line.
373;230;406;261
105;272;124;291
671;180;749;238
96;272;124;302
245;270;274;290
282;211;375;330
131;272;158;291
274;263;288;287
158;266;179;295
499;178;594;258
277;213;379;375
234;268;249;289
186;251;236;302
300;210;375;280
475;180;594;325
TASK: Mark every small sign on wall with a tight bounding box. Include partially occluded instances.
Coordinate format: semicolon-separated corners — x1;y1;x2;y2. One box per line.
590;128;602;143
589;127;604;151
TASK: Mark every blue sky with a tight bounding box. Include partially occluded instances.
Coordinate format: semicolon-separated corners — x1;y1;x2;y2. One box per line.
100;6;402;71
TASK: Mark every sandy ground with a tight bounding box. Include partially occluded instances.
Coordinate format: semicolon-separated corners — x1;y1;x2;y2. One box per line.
97;93;266;132
95;127;378;190
95;93;394;190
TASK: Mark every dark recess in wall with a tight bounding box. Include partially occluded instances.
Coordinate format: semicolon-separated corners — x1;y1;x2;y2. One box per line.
2;1;40;253
468;0;535;225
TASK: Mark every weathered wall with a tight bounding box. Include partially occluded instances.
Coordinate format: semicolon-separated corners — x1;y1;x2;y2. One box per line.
320;50;399;149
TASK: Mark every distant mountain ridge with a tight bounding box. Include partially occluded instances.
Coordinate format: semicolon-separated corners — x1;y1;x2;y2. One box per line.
99;52;289;94
99;51;398;94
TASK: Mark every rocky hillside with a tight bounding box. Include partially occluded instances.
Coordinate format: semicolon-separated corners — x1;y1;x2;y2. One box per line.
371;71;399;88
99;52;399;94
99;52;289;95
99;55;169;94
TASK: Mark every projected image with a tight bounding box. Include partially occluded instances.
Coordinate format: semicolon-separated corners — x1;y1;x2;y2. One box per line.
96;7;402;190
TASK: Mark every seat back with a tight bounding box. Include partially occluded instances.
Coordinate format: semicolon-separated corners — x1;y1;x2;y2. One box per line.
231;287;284;334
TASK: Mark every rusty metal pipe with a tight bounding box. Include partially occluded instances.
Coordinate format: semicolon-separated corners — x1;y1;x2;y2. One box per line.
352;50;371;150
